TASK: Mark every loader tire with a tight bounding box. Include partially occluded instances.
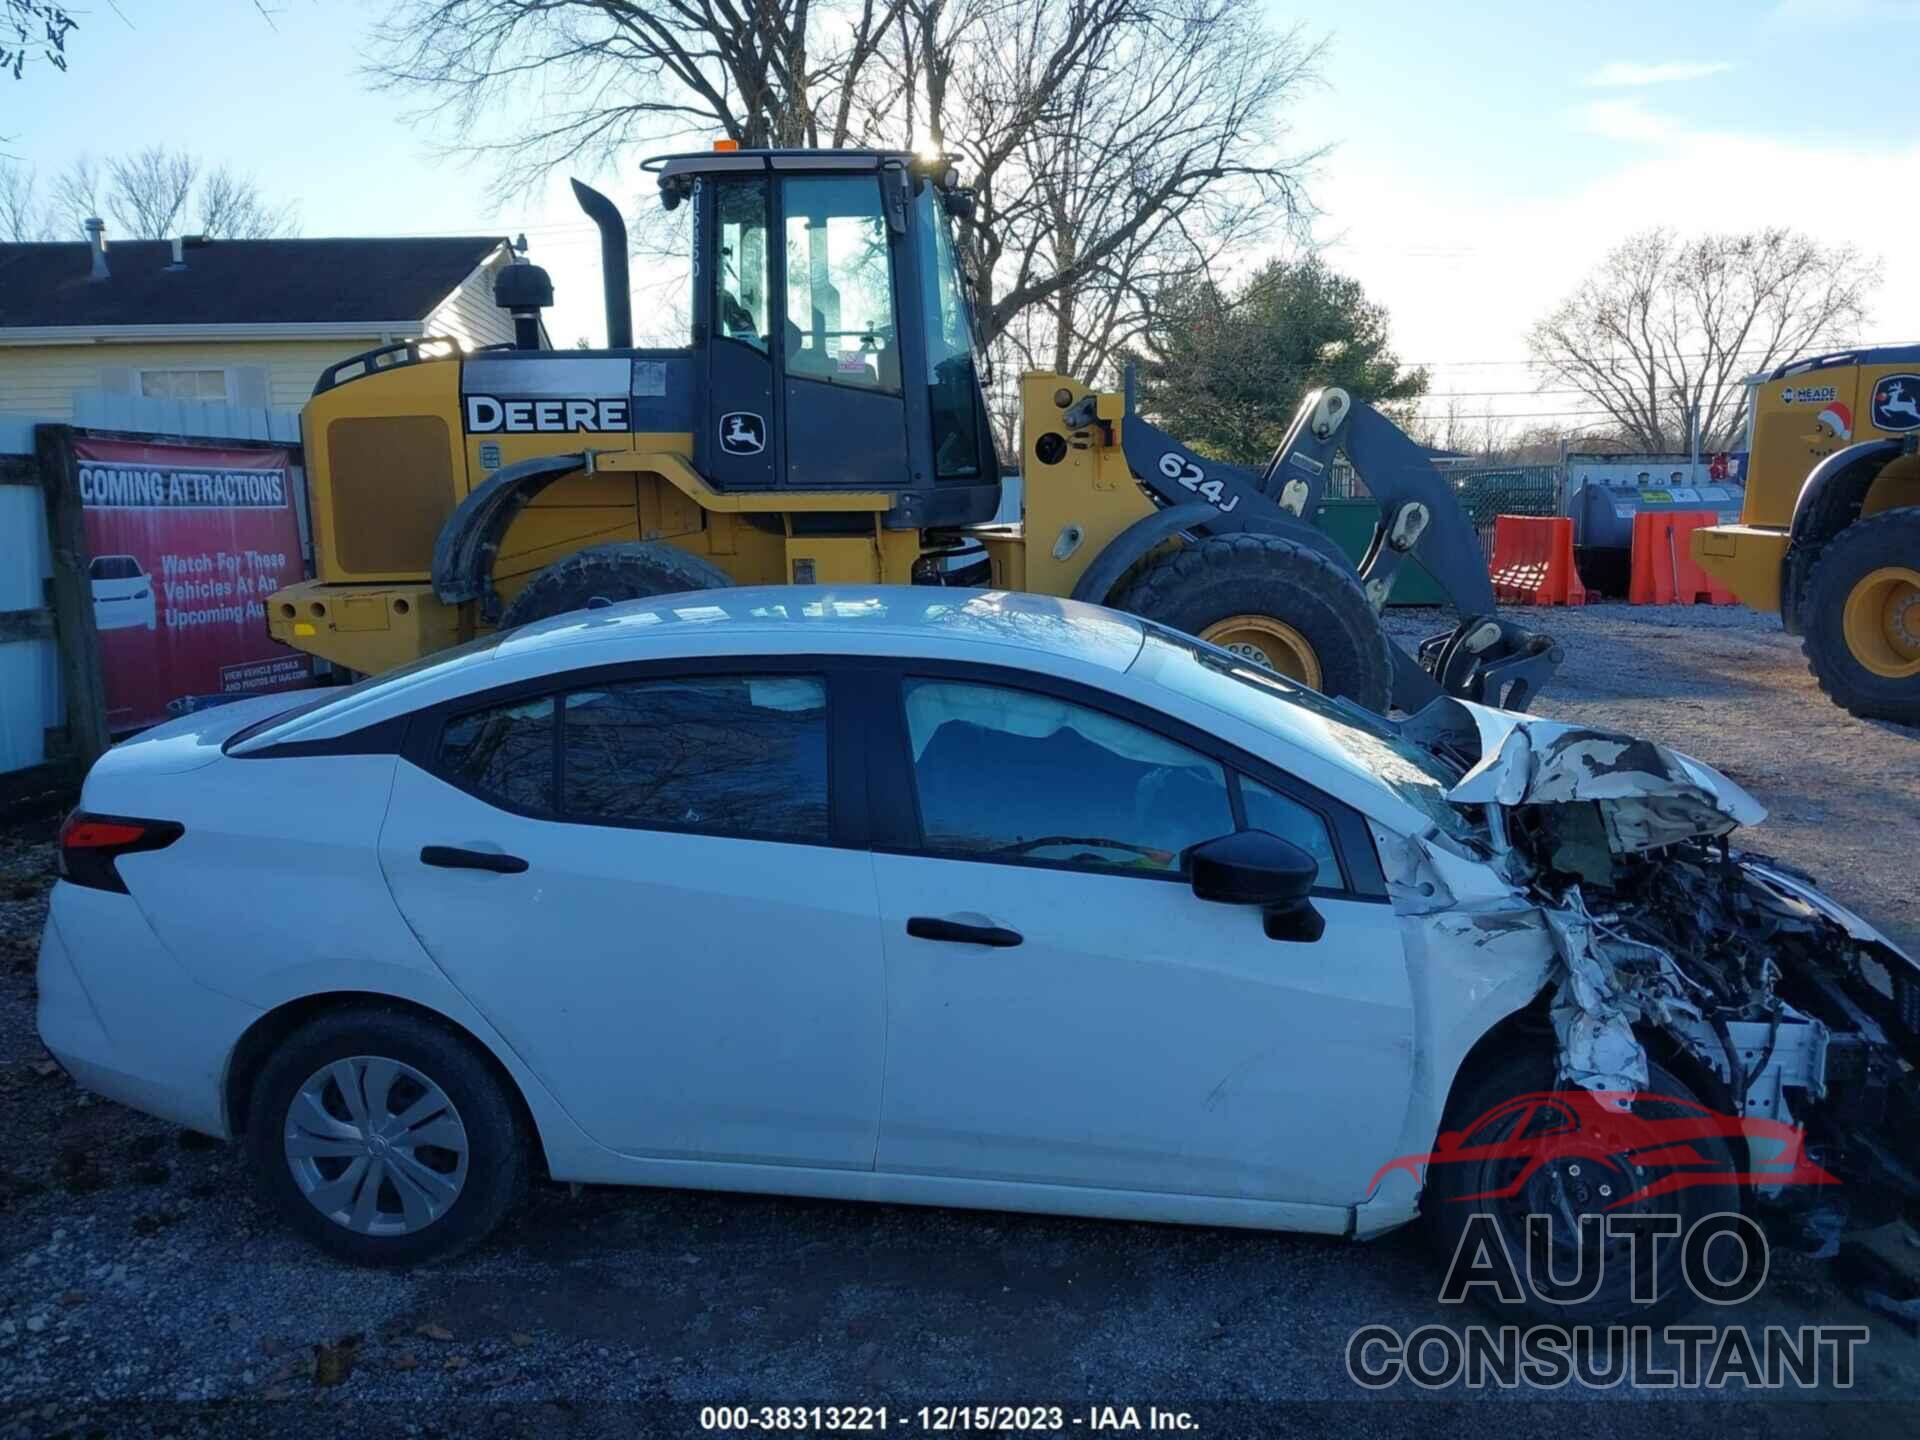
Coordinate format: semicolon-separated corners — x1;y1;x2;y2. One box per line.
499;542;732;629
1109;534;1394;711
1800;507;1920;725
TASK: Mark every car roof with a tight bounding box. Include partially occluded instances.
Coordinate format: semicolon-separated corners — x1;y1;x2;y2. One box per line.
494;586;1148;670
230;588;1149;751
222;584;1445;838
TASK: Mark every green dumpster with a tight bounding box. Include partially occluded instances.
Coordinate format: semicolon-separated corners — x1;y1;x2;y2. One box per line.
1311;497;1449;607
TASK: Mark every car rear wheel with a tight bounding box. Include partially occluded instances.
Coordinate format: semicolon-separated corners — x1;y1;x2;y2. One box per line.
245;1009;525;1266
1423;1049;1740;1325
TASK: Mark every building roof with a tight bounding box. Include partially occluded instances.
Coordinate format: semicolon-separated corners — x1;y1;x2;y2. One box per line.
0;236;508;329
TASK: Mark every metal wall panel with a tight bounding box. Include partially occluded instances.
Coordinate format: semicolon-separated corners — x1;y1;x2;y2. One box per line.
0;457;56;773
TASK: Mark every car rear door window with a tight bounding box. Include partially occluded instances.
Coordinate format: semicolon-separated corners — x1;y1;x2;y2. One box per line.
438;696;558;813
903;680;1233;874
1238;776;1342;888
561;676;829;841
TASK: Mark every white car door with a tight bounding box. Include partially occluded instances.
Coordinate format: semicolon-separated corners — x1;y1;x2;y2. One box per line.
868;674;1415;1207
379;666;887;1170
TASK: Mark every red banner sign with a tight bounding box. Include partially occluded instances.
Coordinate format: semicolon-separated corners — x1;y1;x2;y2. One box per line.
74;437;311;732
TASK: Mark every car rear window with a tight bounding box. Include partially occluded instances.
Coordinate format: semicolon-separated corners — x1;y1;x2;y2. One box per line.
439;696;557;814
224;630;511;752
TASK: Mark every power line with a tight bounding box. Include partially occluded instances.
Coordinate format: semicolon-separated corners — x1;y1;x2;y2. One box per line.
1398;339;1913;370
1401;411;1621;422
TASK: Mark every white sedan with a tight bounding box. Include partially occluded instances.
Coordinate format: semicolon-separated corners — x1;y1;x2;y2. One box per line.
38;588;1920;1317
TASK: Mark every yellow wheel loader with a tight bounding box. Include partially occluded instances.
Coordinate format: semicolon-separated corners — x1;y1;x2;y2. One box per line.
1694;347;1920;724
269;147;1561;712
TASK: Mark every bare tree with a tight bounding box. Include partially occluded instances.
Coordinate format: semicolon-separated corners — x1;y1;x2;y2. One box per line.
374;0;912;179
197;163;299;238
0;160;52;238
1528;228;1879;453
106;147;198;237
43;151;95;236
2;0;75;80
908;2;1322;366
372;0;1323;384
1409;394;1513;462
41;148;298;239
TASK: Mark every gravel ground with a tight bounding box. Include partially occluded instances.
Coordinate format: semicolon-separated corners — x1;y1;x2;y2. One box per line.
1383;601;1920;953
3;602;1919;1439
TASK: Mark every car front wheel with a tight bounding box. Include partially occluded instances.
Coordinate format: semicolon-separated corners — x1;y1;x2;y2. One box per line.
1423;1049;1740;1325
245;1008;525;1265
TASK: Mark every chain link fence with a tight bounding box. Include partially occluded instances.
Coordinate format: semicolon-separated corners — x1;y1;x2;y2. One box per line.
1436;462;1560;563
1329;458;1559;563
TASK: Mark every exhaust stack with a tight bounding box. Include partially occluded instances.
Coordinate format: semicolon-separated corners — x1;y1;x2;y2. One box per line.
570;179;632;350
83;217;109;281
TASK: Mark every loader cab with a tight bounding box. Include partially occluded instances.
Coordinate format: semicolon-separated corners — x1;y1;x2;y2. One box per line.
649;147;1000;524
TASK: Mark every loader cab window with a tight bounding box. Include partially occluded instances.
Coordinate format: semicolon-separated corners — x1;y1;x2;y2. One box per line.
713;178;771;353
915;185;984;478
781;175;899;392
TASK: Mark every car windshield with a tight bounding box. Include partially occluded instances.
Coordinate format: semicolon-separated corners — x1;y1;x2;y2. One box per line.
1131;623;1485;845
90;556;142;579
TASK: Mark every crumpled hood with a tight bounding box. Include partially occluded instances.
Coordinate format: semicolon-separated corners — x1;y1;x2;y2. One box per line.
1421;699;1765;852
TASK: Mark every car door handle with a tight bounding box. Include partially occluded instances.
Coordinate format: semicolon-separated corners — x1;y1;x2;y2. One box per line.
420;845;529;875
906;916;1023;948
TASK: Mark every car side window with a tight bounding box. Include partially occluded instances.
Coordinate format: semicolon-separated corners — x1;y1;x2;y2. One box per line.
438;696;557;813
561;675;829;842
903;679;1233;875
1239;776;1342;889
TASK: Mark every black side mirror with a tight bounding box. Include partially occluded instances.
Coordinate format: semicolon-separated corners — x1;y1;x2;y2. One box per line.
1188;830;1326;943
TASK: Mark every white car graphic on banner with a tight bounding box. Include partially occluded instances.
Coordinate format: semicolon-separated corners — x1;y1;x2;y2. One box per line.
88;554;156;631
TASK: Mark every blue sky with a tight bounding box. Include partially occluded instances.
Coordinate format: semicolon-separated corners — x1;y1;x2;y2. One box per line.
5;0;1915;430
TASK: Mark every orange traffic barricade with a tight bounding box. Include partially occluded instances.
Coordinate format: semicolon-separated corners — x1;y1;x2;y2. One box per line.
1628;511;1736;606
1488;515;1587;606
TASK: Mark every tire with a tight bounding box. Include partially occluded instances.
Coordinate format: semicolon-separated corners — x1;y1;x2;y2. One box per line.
1108;534;1394;711
244;1008;526;1266
1423;1049;1740;1325
499;541;733;629
1800;507;1920;724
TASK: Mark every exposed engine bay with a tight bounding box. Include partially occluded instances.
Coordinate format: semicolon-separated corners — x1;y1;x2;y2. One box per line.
1400;700;1920;1215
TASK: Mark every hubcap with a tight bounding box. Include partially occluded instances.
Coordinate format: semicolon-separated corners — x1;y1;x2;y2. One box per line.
1842;566;1920;679
1199;614;1324;688
284;1056;469;1237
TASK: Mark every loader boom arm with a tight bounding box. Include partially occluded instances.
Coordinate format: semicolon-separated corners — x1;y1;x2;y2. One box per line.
1114;383;1559;711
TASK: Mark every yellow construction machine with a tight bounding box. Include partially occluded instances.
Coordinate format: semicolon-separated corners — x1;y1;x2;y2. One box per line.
1694;348;1920;723
268;146;1560;713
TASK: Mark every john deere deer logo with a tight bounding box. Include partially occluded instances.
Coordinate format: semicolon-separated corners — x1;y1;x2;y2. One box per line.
1871;375;1920;433
719;411;766;455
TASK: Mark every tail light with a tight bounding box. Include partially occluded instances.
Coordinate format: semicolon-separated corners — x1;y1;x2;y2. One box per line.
58;812;184;894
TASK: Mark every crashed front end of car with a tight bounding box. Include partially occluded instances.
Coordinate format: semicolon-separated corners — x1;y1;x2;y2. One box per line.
1393;699;1920;1219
